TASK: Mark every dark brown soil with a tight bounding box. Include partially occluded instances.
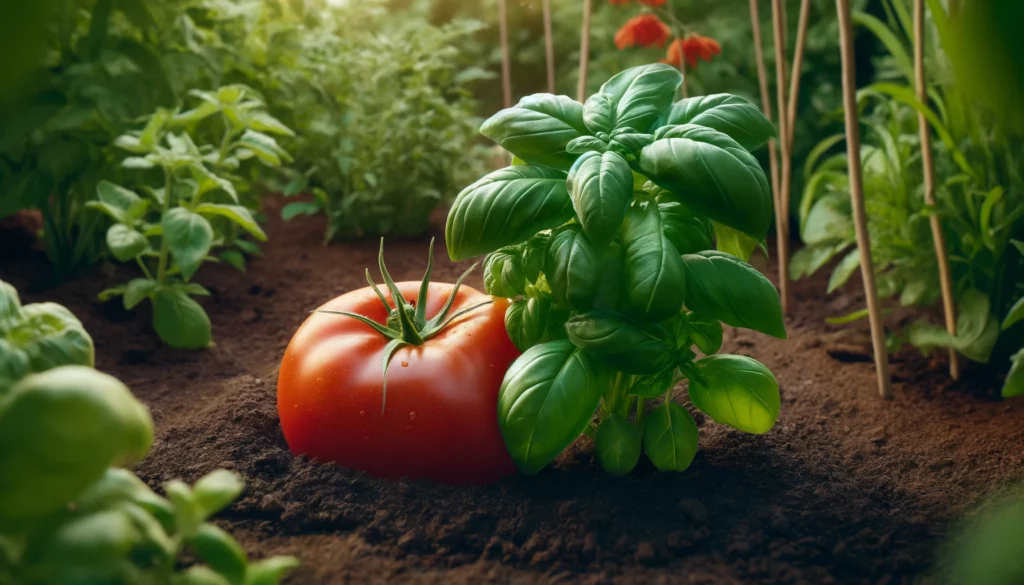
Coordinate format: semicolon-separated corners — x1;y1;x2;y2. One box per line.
2;200;1023;584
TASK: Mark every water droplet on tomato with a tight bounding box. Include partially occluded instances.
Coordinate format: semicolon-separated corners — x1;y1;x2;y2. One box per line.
359;410;365;417
401;361;409;367
409;411;417;421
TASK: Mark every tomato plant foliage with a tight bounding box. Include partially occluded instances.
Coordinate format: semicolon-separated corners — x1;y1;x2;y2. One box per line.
447;64;786;475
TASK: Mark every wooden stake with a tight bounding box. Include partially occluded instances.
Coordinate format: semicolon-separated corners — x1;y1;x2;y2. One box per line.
498;0;512;109
578;0;593;102
543;0;555;94
914;0;960;379
836;0;893;399
785;0;811;149
770;0;791;313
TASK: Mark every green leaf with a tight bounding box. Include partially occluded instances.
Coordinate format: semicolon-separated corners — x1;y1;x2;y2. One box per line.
566;135;609;154
953;289;999;363
1003;297;1024;330
246;557;300;585
567;151;633;247
595;413;642;475
521;233;550;282
106;225;149;262
827;248;861;294
480;94;589;170
123;278;158;310
0;366;152;519
803;193;853;245
687;312;723;354
618;202;687;321
239;130;288;166
220;250;246;273
281;201;320;221
681;251;785;338
640;125;773;240
483;251;526;298
689;354;780;434
247;111;294;136
4;301;95;375
642;401;699;472
1003;349;1024;399
790;243;850;281
713;222;758;262
564;312;677;375
0;280;22;322
545;226;601;310
163;208;214;281
654;94;776;151
505;296;552;351
194;203;267;242
583;64;681;133
97;180;142;211
592;242;626;311
497;339;611;474
151;289;211;350
173;101;221;126
188;524;247;585
446;165;572;261
654;190;713;255
174;567;232;585
627;369;674;398
609;130;655;155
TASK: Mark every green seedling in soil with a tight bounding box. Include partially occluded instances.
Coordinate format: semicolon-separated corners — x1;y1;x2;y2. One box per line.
446;64;786;475
94;85;293;349
0;278;298;584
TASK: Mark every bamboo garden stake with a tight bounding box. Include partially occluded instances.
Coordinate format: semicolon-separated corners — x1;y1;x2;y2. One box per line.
749;0;783;259
836;0;893;399
578;0;593;102
543;0;556;93
914;0;960;379
770;0;792;313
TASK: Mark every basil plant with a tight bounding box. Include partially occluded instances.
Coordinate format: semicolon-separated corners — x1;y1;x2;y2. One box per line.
0;279;297;584
446;64;786;475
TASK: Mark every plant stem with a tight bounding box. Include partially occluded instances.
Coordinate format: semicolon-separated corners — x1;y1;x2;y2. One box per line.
156;167;174;284
634;397;646;429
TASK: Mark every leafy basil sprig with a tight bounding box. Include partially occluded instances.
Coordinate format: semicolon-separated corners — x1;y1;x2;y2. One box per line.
95;85;293;349
0;279;297;584
446;64;786;475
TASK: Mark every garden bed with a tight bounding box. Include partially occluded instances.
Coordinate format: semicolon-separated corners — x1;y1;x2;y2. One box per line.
3;199;1023;585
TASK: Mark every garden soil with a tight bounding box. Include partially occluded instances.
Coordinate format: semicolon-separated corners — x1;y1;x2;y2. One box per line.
3;200;1023;585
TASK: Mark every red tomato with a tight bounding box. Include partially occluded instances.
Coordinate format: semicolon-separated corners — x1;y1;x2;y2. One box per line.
277;280;520;485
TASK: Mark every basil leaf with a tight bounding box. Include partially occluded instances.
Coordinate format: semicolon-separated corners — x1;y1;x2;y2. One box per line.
595;413;642;475
0;280;22;323
686;312;724;355
592;242;625;311
188;524;248;584
0;366;152;519
521;233;551;282
609;130;655;156
584;64;682;134
497;339;611;474
618;202;687;321
566;135;609;154
654;94;776;151
446;165;572;261
639;124;773;240
194;203;268;242
505;296;552;351
480;94;589;170
192;469;244;517
248;557;300;585
1003;349;1024;399
713;222;758;262
151;289;211;350
565;312;677;374
681;251;786;339
123;278;158;311
567;151;634;247
106;225;149;262
689;354;780;434
628;369;675;398
96;180;142;211
163;208;213;281
642;401;699;472
827;248;861;293
9;302;95;374
654;189;714;255
1003;296;1024;330
546;226;601;310
483;251;526;298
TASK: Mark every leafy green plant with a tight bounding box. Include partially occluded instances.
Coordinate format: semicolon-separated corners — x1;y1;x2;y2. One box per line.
0;278;298;584
794;0;1024;397
94;85;292;349
446;64;785;475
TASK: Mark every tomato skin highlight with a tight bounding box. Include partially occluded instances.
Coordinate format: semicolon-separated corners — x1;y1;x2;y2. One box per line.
277;281;520;485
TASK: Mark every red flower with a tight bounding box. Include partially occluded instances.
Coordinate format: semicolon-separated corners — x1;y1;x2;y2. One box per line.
663;34;721;69
609;0;632;4
614;14;672;50
638;0;667;5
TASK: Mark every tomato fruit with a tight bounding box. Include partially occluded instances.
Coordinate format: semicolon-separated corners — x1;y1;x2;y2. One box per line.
277;241;520;485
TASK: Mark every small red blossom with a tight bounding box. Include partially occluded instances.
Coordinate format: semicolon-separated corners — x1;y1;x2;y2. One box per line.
609;0;632;4
614;14;672;50
638;0;667;5
663;34;721;69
